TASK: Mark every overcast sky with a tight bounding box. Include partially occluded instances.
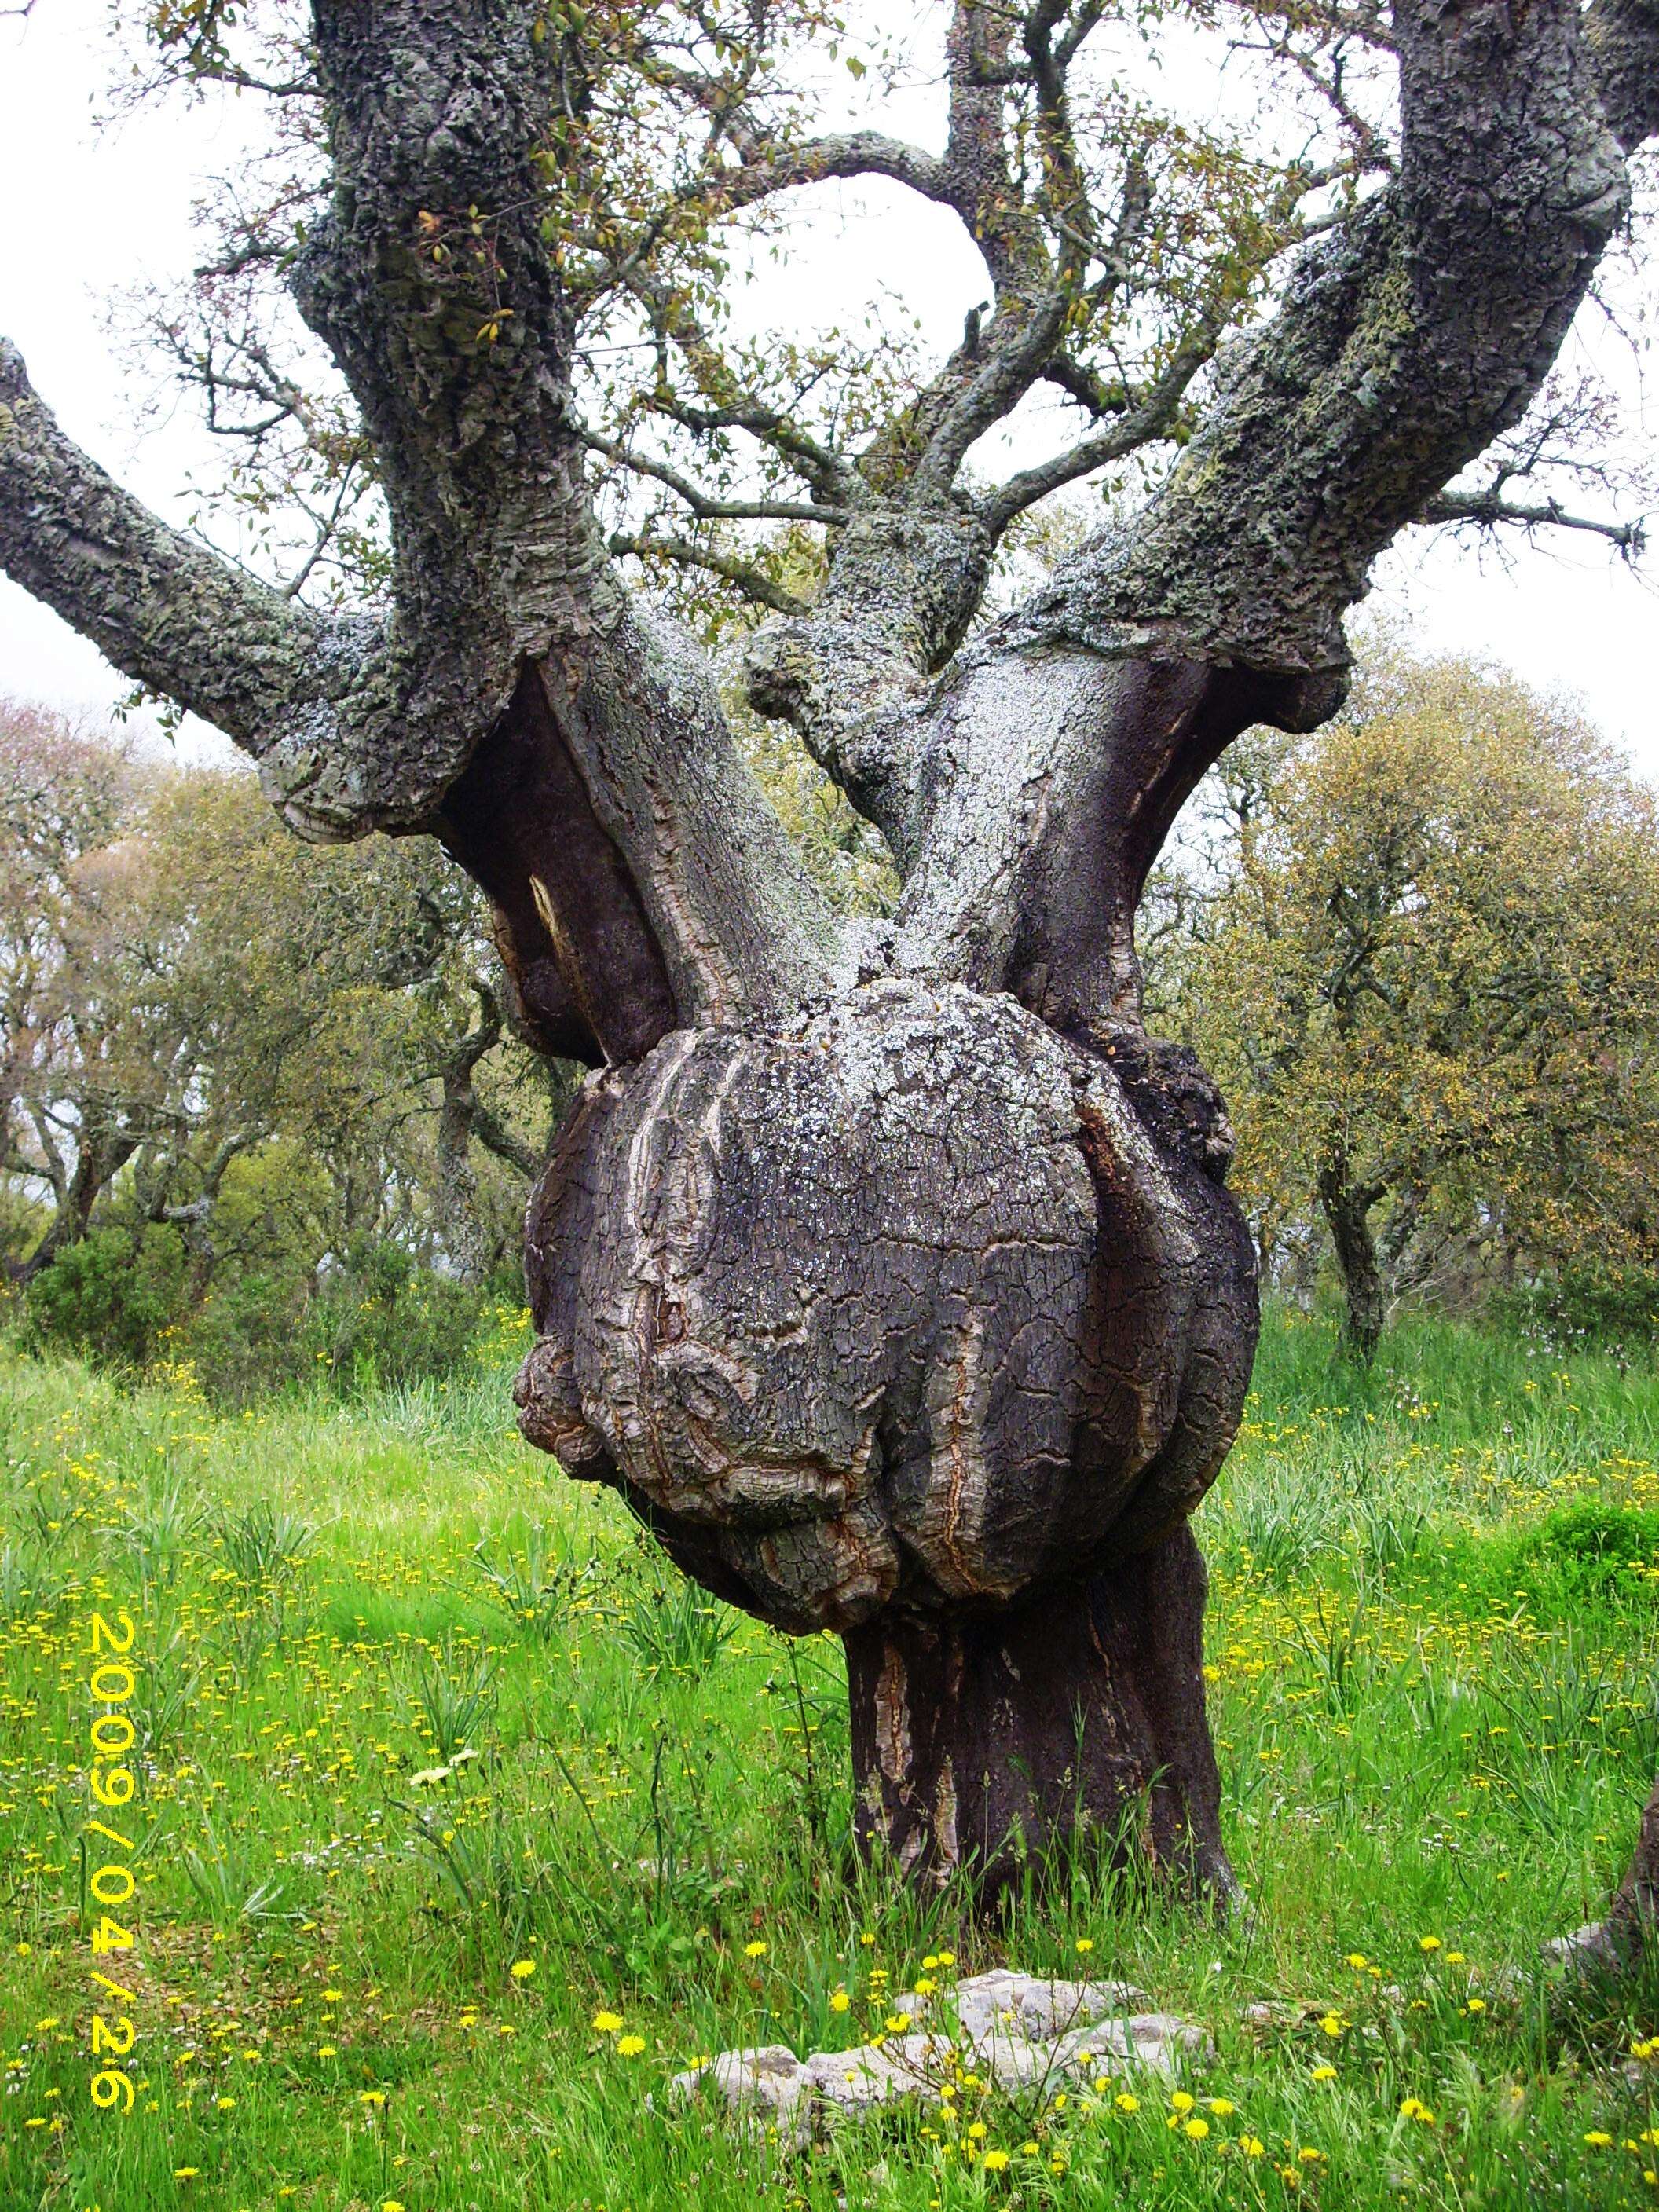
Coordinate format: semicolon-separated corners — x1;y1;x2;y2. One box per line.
2;0;1655;783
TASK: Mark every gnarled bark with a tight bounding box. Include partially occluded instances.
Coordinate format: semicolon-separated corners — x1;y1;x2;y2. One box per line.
3;0;1656;1904
515;980;1255;1888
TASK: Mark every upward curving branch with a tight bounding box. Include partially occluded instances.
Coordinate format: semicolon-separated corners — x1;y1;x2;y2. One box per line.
0;339;325;749
892;0;1638;1035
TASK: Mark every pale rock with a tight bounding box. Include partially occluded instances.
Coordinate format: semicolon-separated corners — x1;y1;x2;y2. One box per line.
665;1975;1207;2144
950;1969;1148;2044
1052;2012;1211;2080
804;2033;952;2112
667;2044;812;2148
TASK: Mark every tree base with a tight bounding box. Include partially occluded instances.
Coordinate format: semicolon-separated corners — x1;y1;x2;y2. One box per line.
843;1525;1234;1904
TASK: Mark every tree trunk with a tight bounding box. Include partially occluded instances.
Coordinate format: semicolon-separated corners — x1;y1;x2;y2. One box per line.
516;976;1259;1902
436;1078;492;1288
843;1524;1232;1900
20;1129;138;1280
1606;1773;1659;1953
1318;1159;1386;1364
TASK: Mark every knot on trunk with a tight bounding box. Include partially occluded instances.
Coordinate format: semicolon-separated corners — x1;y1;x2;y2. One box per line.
516;980;1254;1634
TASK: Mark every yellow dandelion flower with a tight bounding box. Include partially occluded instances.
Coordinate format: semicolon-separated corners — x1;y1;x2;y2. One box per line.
1170;2090;1196;2114
982;2148;1010;2171
830;1990;851;2013
592;2010;623;2034
1075;1937;1095;1954
616;2034;646;2057
1208;2097;1236;2116
967;2122;987;2140
1115;2093;1140;2113
510;1959;536;1979
744;1940;768;1959
1585;2132;1613;2148
1419;1936;1442;1954
1319;2013;1343;2037
1312;2065;1337;2083
317;2045;338;2059
1242;2135;1265;2157
1184;2118;1210;2141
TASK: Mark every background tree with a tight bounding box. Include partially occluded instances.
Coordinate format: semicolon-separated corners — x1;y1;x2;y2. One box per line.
2;0;1656;1902
0;697;560;1382
1148;655;1659;1360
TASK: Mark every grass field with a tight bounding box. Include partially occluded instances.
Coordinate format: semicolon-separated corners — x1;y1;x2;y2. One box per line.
5;1305;1659;2210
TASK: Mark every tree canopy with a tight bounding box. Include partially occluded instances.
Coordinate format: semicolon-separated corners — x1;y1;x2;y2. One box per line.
1147;652;1659;1357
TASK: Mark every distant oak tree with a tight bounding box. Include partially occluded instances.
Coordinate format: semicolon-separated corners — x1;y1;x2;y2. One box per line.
1146;656;1659;1361
2;0;1657;1910
0;698;552;1294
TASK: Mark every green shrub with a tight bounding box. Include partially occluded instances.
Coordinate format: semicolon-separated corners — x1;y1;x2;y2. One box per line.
24;1223;189;1366
1446;1500;1659;1621
181;1239;492;1401
1496;1261;1659;1351
1522;1500;1659;1595
182;1267;310;1402
295;1236;485;1393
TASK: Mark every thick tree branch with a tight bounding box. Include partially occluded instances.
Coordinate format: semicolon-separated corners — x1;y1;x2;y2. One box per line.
709;130;954;218
1584;0;1659;150
742;511;994;859
5;3;841;1060
0;339;326;748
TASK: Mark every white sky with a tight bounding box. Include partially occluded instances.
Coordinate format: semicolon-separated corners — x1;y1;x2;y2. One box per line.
2;0;1655;782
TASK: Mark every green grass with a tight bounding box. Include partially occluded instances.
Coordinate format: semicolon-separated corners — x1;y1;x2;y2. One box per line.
4;1307;1659;2210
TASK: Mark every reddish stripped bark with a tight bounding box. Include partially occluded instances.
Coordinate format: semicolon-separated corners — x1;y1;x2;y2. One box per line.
844;1526;1232;1899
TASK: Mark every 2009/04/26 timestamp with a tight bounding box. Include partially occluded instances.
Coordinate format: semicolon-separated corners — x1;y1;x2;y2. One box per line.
82;1608;142;2115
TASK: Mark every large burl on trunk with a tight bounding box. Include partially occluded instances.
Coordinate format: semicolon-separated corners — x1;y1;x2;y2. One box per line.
515;983;1254;1891
4;0;1651;1913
